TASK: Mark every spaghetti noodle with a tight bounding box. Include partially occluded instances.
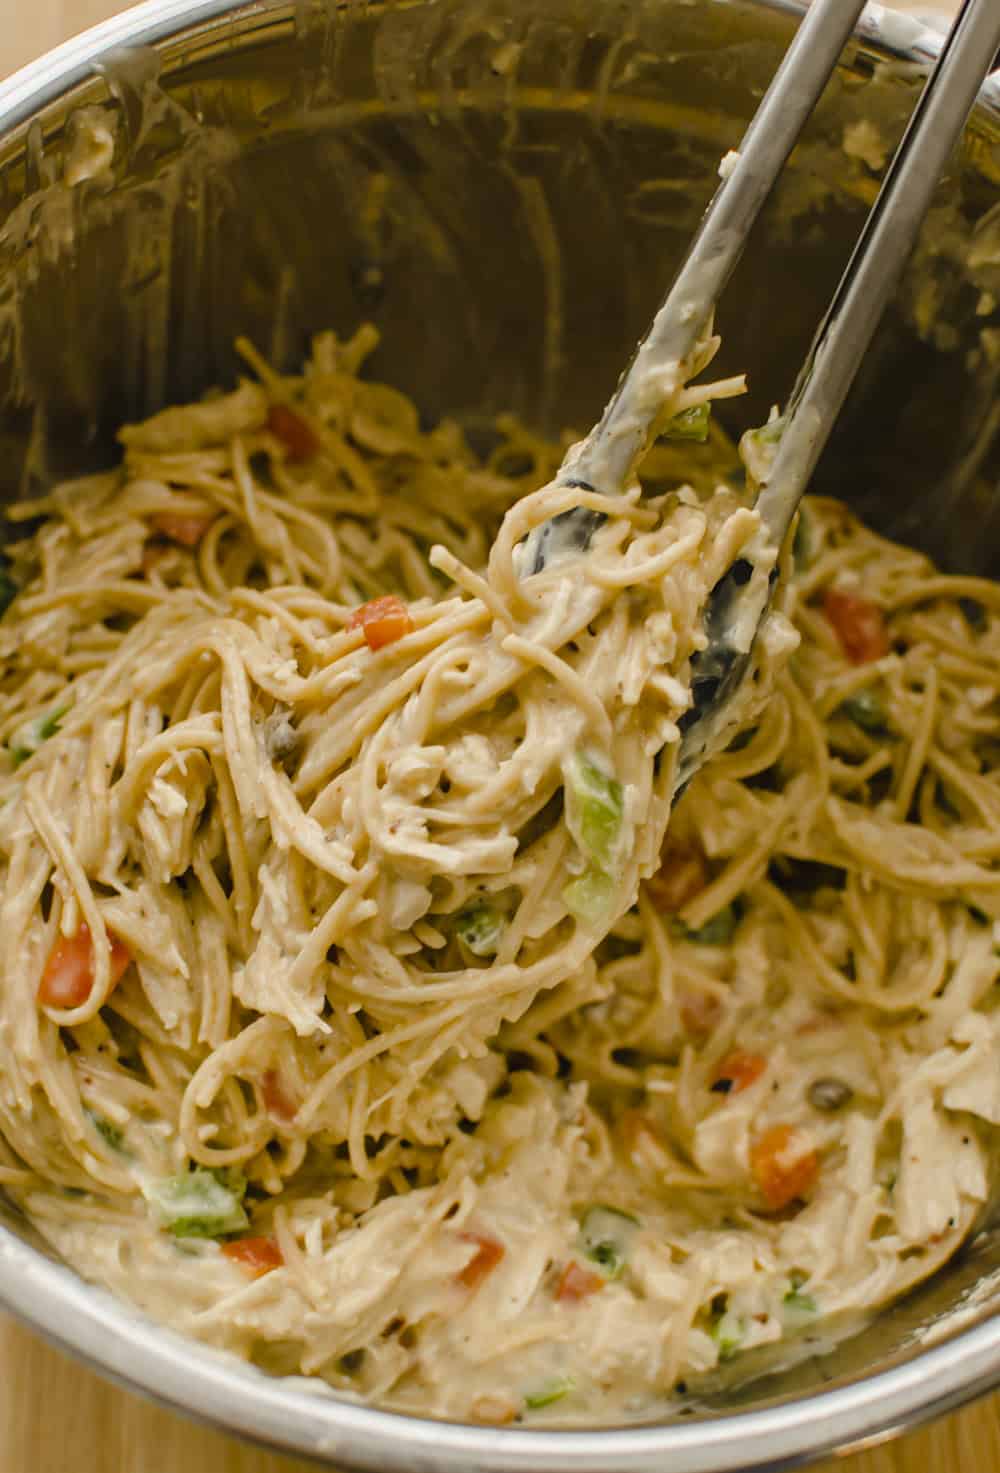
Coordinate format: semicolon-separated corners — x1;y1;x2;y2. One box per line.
0;325;996;1425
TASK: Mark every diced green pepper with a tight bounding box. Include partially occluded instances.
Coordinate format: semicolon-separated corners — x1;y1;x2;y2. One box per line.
839;689;888;734
9;705;67;767
85;1108;125;1154
144;1168;248;1238
684;903;739;946
211;1165;248;1197
579;1205;639;1279
783;1273;818;1324
454;902;505;958
662;404;711;443
564;751;624;876
525;1376;574;1409
783;1289;818;1320
563;867;616;927
709;1309;745;1362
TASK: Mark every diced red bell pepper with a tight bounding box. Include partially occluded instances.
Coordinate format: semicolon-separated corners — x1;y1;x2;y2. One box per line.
711;1051;767;1095
38;924;131;1010
149;512;215;548
261;1069;298;1123
555;1261;606;1303
750;1125;819;1210
347;595;413;651
822;588;890;665
456;1232;505;1290
268;403;321;462
222;1236;284;1278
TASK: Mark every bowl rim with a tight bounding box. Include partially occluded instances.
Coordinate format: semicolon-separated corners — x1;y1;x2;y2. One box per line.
1;2;999;1469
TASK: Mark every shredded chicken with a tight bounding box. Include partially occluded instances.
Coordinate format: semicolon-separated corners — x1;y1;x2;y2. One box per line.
0;326;996;1426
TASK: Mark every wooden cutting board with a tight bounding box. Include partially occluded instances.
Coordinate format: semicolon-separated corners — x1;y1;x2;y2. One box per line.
3;3;997;1472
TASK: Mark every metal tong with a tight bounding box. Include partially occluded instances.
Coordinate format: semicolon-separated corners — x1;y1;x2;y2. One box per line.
524;0;1000;789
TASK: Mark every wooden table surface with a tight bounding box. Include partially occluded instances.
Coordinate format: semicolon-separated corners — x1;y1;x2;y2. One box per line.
3;2;996;1471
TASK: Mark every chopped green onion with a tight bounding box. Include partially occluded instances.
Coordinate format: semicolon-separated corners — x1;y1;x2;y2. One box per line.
709;1309;744;1362
454;902;505;958
564;751;625;876
563;867;615;927
684;903;739;946
525;1376;574;1409
144;1168;248;1238
579;1205;639;1279
839;689;887;734
9;705;67;767
661;404;711;443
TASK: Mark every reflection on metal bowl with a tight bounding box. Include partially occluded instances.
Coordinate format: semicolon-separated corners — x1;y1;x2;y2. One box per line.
0;0;999;1468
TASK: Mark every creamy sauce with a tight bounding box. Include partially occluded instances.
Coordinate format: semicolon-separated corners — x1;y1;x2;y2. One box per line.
0;330;997;1425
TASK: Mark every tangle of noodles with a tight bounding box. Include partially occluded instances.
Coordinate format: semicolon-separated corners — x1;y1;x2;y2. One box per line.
0;323;997;1425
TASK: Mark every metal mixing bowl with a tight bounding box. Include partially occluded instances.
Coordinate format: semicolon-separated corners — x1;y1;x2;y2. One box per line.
1;1;999;1467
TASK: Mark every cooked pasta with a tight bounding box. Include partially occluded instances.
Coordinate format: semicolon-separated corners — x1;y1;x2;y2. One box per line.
0;325;997;1426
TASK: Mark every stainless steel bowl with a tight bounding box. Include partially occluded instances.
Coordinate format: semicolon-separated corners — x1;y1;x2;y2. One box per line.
1;1;1000;1467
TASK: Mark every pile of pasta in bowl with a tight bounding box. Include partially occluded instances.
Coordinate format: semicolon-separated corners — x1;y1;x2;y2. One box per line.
0;322;997;1426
